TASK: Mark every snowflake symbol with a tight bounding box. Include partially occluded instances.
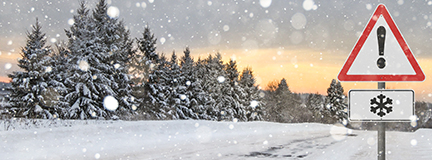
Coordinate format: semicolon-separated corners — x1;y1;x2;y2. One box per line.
370;94;393;117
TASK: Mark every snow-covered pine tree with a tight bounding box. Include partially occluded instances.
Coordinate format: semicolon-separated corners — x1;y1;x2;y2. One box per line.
167;51;183;119
306;93;329;123
194;57;213;120
203;53;235;121
63;0;135;120
143;54;173;119
226;60;239;86
8;19;64;119
43;42;71;118
177;48;200;119
239;67;263;121
130;26;158;101
137;26;158;62
64;1;108;119
276;79;290;96
264;78;295;123
225;60;247;121
92;0;136;118
262;80;277;121
275;79;303;122
325;79;348;124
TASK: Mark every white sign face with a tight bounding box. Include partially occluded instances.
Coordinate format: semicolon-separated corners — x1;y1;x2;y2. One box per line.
349;90;414;121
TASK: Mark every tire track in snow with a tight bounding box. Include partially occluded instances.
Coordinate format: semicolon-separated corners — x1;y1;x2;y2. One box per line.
244;134;349;159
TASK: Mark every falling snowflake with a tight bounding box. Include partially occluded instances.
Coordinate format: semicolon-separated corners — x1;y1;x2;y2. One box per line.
217;76;225;83
78;60;89;72
50;38;57;43
91;111;96;117
103;95;119;111
68;18;74;25
107;6;120;18
259;0;272;8
160;37;166;44
114;63;120;69
94;153;101;159
250;100;259;108
303;0;318;11
223;25;230;31
4;63;12;70
220;110;226;115
411;139;417;146
45;66;52;73
179;94;186;100
233;118;238;123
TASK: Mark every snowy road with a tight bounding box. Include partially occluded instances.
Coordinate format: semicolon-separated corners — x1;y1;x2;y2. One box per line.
1;120;432;159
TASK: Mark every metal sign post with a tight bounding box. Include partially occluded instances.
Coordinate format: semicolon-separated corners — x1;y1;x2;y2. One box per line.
338;4;425;160
377;82;385;160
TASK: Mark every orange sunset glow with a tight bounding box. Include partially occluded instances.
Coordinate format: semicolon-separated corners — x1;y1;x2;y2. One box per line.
2;45;432;102
2;46;432;102
189;47;432;102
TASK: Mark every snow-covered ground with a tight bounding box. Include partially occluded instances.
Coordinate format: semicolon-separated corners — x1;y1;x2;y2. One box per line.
1;120;432;160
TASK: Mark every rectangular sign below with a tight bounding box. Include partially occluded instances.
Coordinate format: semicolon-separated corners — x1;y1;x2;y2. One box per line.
349;89;414;122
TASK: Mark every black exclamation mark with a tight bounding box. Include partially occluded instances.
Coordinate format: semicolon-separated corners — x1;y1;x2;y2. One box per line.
377;26;386;69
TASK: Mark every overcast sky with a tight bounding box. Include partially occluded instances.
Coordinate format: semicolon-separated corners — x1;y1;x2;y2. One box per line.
1;0;432;101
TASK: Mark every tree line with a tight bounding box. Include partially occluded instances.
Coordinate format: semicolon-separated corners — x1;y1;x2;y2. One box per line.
1;0;265;121
2;0;430;129
0;0;363;125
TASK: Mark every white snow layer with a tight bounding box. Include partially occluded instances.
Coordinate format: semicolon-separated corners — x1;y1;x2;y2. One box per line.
1;120;432;159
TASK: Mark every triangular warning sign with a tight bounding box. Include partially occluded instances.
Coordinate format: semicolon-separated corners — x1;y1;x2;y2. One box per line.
338;4;425;82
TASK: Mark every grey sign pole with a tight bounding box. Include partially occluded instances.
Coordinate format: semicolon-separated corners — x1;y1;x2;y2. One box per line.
377;82;386;160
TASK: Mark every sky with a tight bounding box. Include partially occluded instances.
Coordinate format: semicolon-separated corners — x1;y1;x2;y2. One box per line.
1;0;432;102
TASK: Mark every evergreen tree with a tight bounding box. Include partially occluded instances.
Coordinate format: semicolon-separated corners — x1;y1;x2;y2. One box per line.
137;26;159;63
264;78;299;122
325;79;348;124
178;48;200;119
167;51;183;119
194;57;213;120
276;79;290;96
92;0;136;117
64;1;106;119
64;0;134;119
226;60;239;86
8;19;64;119
143;54;173;119
239;67;263;121
275;79;292;122
128;26;158;115
130;26;157;98
202;54;230;120
306;93;332;123
225;60;246;121
44;42;71;118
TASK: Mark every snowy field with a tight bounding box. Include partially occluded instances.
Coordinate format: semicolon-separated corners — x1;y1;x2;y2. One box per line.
1;120;432;160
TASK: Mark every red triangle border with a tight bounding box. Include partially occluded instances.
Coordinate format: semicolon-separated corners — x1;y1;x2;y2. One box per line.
337;4;425;82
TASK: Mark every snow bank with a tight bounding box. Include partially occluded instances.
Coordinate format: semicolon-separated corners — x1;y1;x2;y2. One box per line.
1;120;431;159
